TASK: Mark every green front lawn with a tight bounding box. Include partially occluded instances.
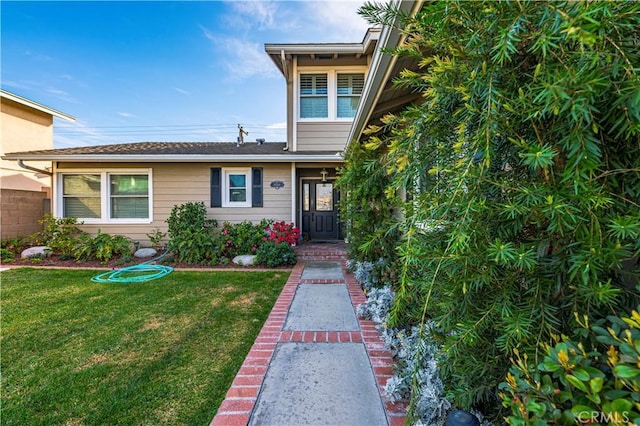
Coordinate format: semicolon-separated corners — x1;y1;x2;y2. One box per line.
1;268;288;425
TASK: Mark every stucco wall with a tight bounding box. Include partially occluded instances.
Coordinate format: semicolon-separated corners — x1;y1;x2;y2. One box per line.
1;189;48;240
1;97;54;192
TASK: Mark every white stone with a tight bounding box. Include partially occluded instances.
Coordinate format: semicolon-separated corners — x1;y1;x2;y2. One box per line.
134;248;157;258
21;246;51;259
232;254;255;266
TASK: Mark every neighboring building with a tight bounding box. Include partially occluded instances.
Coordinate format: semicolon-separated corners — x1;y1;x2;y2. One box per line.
1;89;75;193
1;89;75;239
2;29;381;244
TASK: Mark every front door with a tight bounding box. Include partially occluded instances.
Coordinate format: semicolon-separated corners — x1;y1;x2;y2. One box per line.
301;180;339;240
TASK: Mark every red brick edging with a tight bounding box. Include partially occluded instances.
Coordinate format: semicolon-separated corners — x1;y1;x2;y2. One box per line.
210;261;408;426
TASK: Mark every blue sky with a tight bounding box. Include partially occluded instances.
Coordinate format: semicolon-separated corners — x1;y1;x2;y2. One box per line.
1;1;370;148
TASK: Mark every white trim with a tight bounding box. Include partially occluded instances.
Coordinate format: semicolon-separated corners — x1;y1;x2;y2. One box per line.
1;89;76;122
221;167;252;208
297;66;367;122
56;168;153;224
291;162;297;225
292;57;298;152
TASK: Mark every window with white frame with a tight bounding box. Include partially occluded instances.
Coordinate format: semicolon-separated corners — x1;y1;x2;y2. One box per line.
59;170;151;223
299;71;365;120
223;168;251;207
337;73;364;118
300;74;328;118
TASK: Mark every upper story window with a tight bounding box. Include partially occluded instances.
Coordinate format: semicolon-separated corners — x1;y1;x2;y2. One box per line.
300;74;328;118
59;170;152;223
337;73;364;118
298;71;365;120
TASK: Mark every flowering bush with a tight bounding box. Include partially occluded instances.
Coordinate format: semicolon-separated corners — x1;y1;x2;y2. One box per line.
219;220;271;257
266;221;300;246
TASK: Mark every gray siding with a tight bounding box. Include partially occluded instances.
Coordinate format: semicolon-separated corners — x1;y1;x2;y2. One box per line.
296;122;351;152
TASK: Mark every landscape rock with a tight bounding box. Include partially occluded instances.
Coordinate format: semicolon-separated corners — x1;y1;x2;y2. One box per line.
134;248;157;258
21;246;52;259
232;254;255;266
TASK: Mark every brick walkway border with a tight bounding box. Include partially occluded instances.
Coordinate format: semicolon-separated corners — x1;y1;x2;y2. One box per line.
211;261;408;426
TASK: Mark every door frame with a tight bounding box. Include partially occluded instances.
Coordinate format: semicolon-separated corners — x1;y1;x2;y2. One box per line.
298;177;342;241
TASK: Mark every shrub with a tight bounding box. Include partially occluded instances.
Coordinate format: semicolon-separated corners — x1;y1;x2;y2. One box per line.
219;220;271;258
0;237;27;260
266;221;300;245
166;202;218;264
0;248;15;262
72;231;132;264
500;309;640;425
349;1;640;420
33;214;86;256
146;228;166;250
255;241;296;267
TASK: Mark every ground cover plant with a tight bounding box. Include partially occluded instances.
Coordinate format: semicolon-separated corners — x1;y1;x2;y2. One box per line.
1;268;288;425
342;1;640;422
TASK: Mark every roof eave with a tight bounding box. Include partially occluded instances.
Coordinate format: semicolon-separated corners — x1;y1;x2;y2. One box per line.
346;0;423;148
1;154;345;163
0;89;76;122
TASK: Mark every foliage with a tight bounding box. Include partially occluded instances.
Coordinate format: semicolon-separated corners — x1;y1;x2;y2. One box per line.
500;309;640;425
1;268;287;425
219;220;271;258
336;139;400;263
266;221;300;245
33;214;87;256
347;0;640;420
72;231;132;264
0;248;15;262
166;202;218;263
255;241;297;267
146;228;166;250
0;237;29;258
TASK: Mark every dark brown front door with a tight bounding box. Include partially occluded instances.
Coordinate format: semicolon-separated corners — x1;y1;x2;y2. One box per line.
301;180;339;240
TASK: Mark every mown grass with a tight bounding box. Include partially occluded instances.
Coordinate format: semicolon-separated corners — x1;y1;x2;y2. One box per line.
1;267;288;425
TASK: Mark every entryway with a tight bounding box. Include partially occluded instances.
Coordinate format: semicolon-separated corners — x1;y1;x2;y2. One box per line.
301;179;340;241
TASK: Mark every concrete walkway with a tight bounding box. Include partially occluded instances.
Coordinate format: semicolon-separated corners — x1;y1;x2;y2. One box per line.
211;247;407;426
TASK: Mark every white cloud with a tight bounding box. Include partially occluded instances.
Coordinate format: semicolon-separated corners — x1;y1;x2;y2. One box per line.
46;87;80;104
227;1;279;30
202;30;279;80
54;120;112;148
301;1;370;42
174;87;190;95
117;112;135;118
267;121;286;129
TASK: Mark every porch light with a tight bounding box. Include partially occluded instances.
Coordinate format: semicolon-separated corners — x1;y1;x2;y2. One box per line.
320;168;328;182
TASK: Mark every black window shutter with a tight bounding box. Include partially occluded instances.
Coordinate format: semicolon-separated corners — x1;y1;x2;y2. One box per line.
210;168;221;207
252;167;263;207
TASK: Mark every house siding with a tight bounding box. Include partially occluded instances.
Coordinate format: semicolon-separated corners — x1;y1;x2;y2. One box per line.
54;162;293;245
296;122;351;152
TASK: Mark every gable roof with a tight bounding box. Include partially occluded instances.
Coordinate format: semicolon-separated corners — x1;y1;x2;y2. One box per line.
1;89;76;122
2;142;344;163
265;28;380;79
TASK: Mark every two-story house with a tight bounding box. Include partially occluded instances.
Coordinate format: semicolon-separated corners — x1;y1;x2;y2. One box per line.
2;30;380;244
1;89;75;239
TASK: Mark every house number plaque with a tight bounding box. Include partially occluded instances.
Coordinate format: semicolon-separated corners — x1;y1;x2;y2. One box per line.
270;181;285;190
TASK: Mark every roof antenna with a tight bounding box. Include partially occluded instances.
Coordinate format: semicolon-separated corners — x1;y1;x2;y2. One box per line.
237;124;249;147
